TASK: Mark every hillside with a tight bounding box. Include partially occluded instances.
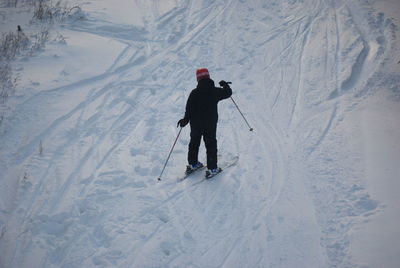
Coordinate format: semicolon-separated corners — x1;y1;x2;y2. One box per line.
1;0;399;267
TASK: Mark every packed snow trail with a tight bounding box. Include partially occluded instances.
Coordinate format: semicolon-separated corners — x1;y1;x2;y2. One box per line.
1;0;399;267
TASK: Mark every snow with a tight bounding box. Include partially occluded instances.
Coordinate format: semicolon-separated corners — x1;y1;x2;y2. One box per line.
18;29;126;89
0;0;399;267
349;90;400;268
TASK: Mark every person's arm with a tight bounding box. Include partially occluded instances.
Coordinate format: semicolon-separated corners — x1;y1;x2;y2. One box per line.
177;91;195;127
217;81;232;100
184;91;195;120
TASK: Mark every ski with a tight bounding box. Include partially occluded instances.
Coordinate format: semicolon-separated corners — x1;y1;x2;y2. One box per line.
177;165;206;182
178;155;239;183
205;156;239;179
205;167;223;179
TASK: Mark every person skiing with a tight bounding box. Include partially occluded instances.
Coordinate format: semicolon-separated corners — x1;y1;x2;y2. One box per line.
177;68;232;178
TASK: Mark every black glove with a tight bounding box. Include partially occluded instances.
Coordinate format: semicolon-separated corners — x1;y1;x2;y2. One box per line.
177;118;189;128
219;80;231;88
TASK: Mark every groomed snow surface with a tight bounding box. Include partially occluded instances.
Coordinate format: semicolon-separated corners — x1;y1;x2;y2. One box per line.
1;0;399;267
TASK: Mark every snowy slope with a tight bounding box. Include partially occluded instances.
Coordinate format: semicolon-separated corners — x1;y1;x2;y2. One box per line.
1;0;399;267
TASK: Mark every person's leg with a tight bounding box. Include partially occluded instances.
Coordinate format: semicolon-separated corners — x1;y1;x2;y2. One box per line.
188;125;202;165
203;123;217;170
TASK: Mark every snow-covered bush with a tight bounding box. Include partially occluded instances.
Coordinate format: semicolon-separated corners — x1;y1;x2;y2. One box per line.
0;26;51;61
0;0;84;106
0;0;83;104
0;30;26;103
0;63;17;103
1;0;36;8
1;0;18;7
29;27;49;53
31;0;84;23
0;30;29;61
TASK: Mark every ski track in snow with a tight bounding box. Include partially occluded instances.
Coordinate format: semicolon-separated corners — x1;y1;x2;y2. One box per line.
0;0;399;267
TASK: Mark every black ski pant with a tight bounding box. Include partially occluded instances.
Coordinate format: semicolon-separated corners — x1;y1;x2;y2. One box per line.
188;122;218;170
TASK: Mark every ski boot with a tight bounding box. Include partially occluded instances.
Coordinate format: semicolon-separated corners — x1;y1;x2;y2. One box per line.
205;167;222;179
185;162;204;175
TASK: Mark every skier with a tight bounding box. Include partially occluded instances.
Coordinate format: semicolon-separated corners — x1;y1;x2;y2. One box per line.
177;68;232;178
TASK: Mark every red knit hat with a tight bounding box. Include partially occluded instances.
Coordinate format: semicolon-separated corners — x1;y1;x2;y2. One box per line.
196;68;210;81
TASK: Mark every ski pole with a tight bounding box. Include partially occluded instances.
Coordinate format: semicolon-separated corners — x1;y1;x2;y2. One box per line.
157;127;182;181
226;82;253;131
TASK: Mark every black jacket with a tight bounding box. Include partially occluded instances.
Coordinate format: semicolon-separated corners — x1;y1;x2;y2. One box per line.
184;78;232;126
